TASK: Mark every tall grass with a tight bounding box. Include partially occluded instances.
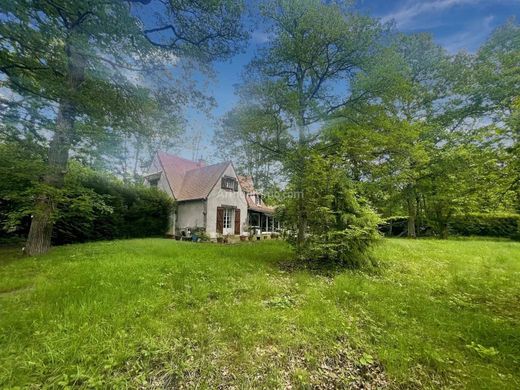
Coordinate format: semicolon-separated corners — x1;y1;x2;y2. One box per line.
0;238;518;388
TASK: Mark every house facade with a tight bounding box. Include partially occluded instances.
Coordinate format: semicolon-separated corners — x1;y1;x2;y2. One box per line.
145;151;276;239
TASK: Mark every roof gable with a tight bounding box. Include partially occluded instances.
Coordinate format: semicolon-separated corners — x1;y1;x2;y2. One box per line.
156;152;204;199
156;151;231;201
154;152;274;211
177;162;230;201
238;175;275;214
238;175;255;193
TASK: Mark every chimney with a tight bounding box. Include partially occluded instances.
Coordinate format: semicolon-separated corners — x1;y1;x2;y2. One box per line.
197;158;206;168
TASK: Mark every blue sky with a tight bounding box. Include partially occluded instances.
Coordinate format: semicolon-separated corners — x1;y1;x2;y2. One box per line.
180;0;520;161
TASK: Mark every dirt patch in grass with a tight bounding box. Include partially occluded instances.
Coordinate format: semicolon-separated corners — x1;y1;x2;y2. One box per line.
282;344;390;389
277;255;383;278
140;341;391;389
0;285;33;297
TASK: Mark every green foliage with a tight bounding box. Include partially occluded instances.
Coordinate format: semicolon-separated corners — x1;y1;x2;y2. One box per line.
0;238;519;388
0;143;45;234
448;213;520;240
282;152;380;267
215;106;286;191
380;213;520;239
0;144;174;244
225;0;384;261
52;163;174;244
192;227;210;242
1;0;247;254
321;22;520;237
249;0;382;125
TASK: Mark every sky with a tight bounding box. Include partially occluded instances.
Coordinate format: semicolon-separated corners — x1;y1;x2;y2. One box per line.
175;0;520;161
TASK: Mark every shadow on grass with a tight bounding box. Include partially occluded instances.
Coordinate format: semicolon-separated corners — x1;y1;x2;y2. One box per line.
0;245;25;265
277;255;384;277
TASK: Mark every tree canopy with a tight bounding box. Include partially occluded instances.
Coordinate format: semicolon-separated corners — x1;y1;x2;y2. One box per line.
0;0;247;254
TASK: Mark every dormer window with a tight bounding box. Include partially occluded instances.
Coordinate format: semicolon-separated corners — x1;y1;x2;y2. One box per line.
148;178;159;188
144;171;162;188
221;176;238;191
254;194;262;205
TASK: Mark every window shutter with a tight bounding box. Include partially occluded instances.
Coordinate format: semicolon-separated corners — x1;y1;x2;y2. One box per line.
234;208;241;234
216;207;224;233
234;180;238;191
221;178;225;189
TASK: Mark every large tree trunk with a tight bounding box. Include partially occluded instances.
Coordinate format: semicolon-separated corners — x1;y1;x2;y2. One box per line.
25;104;74;255
25;46;84;256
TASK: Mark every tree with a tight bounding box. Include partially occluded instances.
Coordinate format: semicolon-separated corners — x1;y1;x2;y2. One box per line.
0;0;246;255
325;32;471;237
324;24;519;238
421;142;509;238
0;142;174;244
229;0;383;254
0;142;45;238
281;151;380;266
79;98;185;183
216;104;288;192
469;20;520;211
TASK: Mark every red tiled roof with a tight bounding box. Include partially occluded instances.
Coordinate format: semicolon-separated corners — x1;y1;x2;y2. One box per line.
177;162;230;201
238;175;275;214
157;152;203;199
238;175;255;193
156;153;276;214
157;151;230;201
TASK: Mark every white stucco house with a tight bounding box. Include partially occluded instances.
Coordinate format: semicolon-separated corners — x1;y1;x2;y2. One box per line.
144;151;278;239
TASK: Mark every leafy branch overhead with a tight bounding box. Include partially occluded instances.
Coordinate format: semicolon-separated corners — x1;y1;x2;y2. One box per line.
0;0;248;255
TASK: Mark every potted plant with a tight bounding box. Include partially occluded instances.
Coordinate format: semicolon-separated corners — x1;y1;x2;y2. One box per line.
240;235;247;241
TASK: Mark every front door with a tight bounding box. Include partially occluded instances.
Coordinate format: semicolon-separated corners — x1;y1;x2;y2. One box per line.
223;207;234;235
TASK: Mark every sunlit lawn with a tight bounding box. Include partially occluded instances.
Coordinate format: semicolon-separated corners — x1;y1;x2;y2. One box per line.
0;238;519;388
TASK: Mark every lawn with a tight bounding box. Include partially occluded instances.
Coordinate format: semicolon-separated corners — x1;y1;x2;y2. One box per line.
0;238;519;389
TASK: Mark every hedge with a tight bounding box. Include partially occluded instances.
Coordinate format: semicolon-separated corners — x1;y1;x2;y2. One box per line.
379;213;520;239
448;213;520;239
52;178;174;245
0;163;175;245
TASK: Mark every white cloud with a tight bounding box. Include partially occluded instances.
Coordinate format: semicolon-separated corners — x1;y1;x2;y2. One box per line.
381;0;482;29
437;15;495;53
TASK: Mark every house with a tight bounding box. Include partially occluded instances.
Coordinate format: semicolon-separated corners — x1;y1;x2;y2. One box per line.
144;151;277;239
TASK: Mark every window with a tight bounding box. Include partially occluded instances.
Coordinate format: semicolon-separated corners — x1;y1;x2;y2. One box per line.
254;194;262;205
221;176;238;191
149;178;159;188
223;208;233;229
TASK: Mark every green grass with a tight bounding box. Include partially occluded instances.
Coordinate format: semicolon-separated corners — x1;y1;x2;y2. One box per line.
0;238;519;388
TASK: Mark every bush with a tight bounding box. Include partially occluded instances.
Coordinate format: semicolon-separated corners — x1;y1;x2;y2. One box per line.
379;216;433;237
281;152;381;268
0;153;175;245
379;213;520;239
192;227;210;242
51;164;174;245
306;223;380;268
448;213;520;239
